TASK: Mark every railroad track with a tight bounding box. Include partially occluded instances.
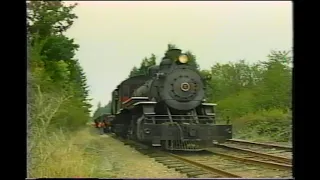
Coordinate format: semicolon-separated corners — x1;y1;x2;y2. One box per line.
112;136;292;178
221;139;292;159
111;136;241;178
205;147;291;171
209;139;292;172
227;139;292;150
183;151;291;178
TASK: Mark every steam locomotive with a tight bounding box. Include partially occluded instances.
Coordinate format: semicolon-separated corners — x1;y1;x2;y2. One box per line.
110;48;232;151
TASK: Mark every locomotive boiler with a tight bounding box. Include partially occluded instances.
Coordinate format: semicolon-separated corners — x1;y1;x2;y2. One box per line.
110;48;232;151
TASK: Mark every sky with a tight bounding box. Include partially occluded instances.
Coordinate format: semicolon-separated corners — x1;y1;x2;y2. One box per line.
64;1;292;115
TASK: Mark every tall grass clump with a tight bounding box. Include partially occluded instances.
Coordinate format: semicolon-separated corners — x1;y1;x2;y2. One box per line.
27;85;114;178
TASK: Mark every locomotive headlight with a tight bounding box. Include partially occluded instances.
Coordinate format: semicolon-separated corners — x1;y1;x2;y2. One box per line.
178;54;189;64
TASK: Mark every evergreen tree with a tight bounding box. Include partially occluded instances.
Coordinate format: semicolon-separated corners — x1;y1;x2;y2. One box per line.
28;1;91;129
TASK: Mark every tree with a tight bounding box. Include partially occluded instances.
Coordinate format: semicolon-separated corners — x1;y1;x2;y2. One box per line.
128;54;157;77
167;43;177;50
92;102;104;120
103;101;112;113
253;50;292;110
27;1;78;39
185;50;200;70
92;101;112;121
139;54;157;74
40;35;79;62
28;1;91;129
129;66;140;77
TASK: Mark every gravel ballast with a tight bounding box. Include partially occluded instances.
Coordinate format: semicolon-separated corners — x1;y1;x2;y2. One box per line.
90;133;186;178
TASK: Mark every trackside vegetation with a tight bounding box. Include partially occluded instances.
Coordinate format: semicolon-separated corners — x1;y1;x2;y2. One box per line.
27;1;292;178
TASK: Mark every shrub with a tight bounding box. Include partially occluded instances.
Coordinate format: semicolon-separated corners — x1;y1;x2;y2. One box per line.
233;108;292;142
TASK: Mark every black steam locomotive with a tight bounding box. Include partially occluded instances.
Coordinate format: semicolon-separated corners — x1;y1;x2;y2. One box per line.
110;48;232;151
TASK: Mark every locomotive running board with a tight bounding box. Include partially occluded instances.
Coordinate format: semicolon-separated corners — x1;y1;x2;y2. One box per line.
134;101;156;115
122;97;149;109
201;103;217;106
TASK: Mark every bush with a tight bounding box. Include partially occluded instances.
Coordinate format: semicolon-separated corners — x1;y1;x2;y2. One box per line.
216;90;255;121
233;109;292;142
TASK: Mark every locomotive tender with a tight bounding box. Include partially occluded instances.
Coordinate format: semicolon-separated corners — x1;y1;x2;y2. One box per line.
110;48;232;151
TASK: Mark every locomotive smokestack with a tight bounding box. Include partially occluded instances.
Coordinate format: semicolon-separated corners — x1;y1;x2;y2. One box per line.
165;49;182;60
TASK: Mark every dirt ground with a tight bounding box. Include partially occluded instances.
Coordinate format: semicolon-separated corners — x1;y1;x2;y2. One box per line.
85;128;186;178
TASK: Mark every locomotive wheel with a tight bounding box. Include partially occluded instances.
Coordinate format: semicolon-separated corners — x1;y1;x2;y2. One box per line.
121;125;129;139
103;128;108;133
103;127;111;133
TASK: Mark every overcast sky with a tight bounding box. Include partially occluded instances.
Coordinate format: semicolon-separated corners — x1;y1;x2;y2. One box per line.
64;1;292;115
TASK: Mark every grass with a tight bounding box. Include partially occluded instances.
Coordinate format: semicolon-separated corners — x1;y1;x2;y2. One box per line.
27;126;116;178
27;86;115;178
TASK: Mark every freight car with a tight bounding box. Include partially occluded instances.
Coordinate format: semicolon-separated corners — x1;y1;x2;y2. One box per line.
110;48;232;151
